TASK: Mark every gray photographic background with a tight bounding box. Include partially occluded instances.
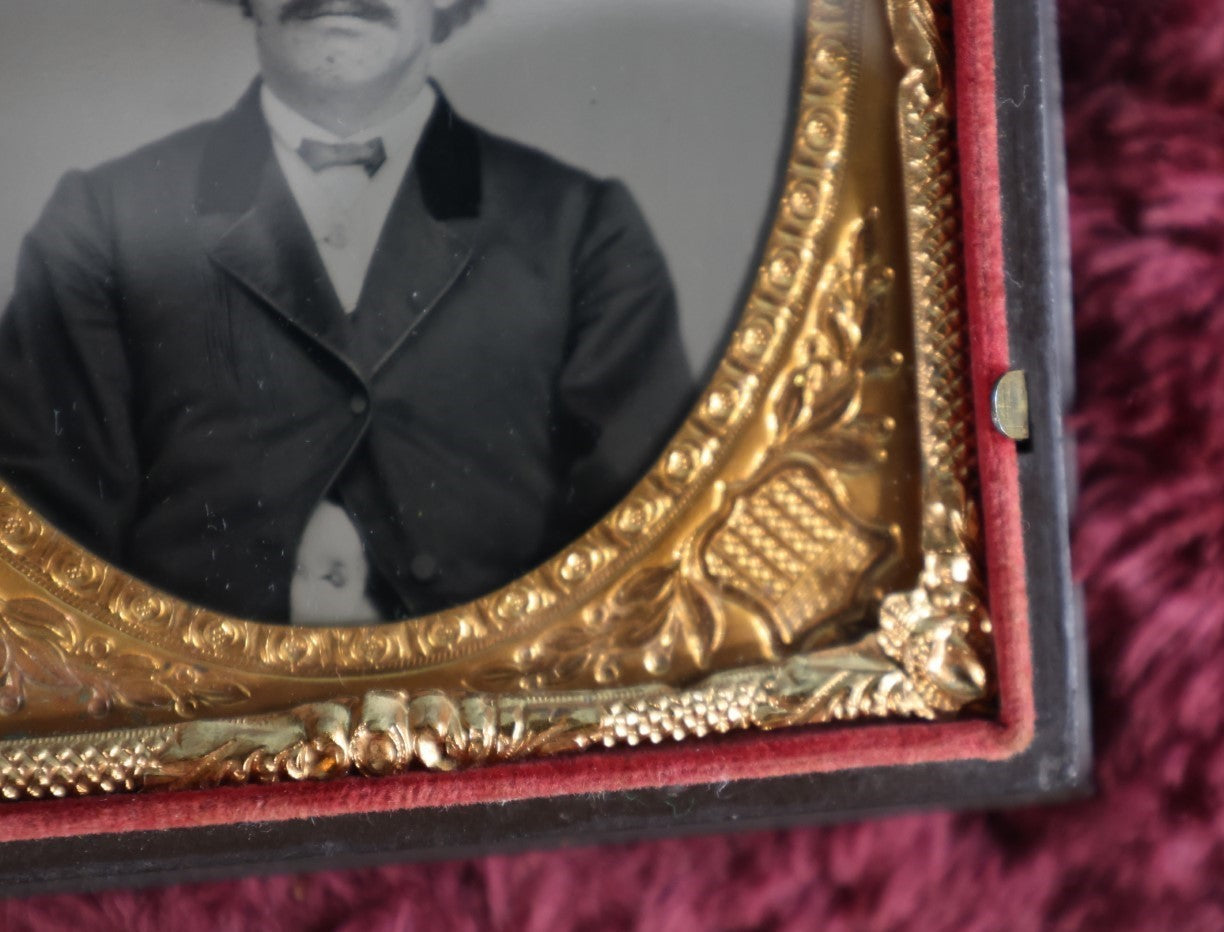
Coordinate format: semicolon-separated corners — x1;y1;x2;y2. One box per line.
0;0;799;372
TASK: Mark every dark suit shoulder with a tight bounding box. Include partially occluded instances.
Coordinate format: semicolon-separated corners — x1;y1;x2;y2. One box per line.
27;116;219;245
473;126;598;190
464;123;659;263
85;117;219;195
468;124;615;215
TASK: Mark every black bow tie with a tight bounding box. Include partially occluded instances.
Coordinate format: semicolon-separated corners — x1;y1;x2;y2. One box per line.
297;137;388;177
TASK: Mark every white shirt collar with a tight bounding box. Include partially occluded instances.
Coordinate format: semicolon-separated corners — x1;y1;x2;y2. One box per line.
259;81;438;162
256;81;441;316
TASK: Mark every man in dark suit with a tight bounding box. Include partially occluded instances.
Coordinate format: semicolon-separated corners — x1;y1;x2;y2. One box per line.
0;0;692;623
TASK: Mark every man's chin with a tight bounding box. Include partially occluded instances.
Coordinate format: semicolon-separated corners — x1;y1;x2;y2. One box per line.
290;59;410;97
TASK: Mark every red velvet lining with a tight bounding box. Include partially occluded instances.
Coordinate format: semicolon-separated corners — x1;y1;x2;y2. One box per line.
0;0;1036;846
0;720;1024;845
949;0;1035;743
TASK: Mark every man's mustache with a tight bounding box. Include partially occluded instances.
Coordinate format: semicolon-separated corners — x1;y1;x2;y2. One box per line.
278;0;397;25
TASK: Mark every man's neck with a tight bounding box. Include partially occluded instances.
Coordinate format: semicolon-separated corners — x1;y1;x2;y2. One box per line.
261;63;430;139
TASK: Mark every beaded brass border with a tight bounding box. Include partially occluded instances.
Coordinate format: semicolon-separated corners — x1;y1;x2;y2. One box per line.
0;0;994;798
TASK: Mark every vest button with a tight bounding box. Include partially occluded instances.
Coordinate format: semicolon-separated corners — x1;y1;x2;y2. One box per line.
410;554;439;582
350;394;369;415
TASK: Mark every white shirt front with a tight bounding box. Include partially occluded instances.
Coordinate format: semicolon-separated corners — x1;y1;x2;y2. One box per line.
260;83;437;313
260;84;437;624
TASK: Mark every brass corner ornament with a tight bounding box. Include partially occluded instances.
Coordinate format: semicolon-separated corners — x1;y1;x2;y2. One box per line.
6;559;989;797
0;0;995;801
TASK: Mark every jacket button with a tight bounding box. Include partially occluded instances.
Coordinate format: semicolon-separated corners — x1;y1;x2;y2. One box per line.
410;554;439;582
350;394;369;415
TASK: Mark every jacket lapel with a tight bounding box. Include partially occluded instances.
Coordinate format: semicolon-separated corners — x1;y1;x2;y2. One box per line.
350;92;483;375
195;82;485;376
197;84;351;362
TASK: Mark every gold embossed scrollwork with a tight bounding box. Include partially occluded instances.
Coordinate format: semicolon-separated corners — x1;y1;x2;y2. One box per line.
0;598;249;720
1;580;990;796
467;210;904;694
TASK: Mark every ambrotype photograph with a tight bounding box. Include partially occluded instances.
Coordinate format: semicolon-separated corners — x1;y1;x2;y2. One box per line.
0;0;1011;800
0;0;795;625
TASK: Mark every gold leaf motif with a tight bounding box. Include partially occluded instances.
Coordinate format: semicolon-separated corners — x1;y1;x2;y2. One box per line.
425;615;473;651
611;491;674;539
187;614;250;657
0;501;41;554
0;598;84;716
494;586;543;623
111;582;176;630
0;598;249;720
341;630;399;667
263;629;320;669
47;550;109;598
91;649;250;718
700;376;758;430
768;250;803;289
811;36;852;79
468;541;729;693
555;544;618;588
736;320;776;360
801;108;842;152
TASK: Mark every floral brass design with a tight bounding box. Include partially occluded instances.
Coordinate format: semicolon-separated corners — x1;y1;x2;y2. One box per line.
0;597;249;720
0;0;996;800
466;212;902;693
2;564;989;795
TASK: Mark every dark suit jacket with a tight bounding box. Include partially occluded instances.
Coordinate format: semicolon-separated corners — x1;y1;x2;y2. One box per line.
0;84;693;620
